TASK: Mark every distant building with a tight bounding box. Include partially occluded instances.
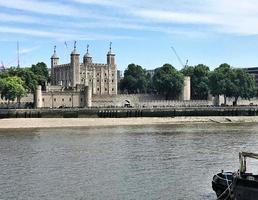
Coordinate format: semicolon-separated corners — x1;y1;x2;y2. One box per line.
245;67;258;84
117;70;122;84
36;42;118;108
51;42;117;95
0;66;5;72
146;69;155;78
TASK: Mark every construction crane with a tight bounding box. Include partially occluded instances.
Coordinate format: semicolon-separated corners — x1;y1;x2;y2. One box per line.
0;61;5;71
171;46;188;69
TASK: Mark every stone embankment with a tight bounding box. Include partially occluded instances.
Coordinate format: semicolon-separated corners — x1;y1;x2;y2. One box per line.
1;106;258;119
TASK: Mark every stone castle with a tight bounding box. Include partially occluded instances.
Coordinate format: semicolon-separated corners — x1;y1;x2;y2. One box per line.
0;42;202;109
35;42;117;108
51;42;117;95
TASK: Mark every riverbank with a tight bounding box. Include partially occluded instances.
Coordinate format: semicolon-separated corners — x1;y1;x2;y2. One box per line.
0;116;258;129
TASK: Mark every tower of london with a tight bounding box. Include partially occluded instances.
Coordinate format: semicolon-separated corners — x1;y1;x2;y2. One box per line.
51;42;117;95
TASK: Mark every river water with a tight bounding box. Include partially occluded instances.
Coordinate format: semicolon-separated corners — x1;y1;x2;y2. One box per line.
1;123;258;200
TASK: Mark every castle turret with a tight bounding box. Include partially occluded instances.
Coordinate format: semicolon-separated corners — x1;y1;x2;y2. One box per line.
36;85;42;108
107;42;115;65
180;76;191;101
106;42;117;95
83;44;92;64
70;41;80;87
51;46;59;85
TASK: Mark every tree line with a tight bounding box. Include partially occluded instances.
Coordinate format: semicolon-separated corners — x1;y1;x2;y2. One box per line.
0;62;49;107
0;62;256;107
120;63;257;105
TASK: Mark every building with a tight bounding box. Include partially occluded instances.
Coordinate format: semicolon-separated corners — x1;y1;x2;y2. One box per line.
51;42;117;95
146;69;155;78
34;42;118;108
245;67;258;84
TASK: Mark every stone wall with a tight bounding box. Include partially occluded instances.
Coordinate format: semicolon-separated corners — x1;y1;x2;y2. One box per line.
0;94;34;108
92;94;212;108
41;92;85;108
215;96;258;106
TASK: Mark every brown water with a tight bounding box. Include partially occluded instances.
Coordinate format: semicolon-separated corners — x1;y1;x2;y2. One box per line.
0;123;258;200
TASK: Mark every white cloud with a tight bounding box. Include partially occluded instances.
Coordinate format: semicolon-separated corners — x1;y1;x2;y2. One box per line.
1;0;258;38
20;46;40;54
0;0;87;16
0;13;39;23
0;26;135;41
132;10;218;24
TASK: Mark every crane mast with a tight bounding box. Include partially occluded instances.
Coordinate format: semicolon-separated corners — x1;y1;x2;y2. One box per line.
171;46;188;68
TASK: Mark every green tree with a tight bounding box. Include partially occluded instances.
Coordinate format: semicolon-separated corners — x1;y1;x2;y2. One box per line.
230;68;257;105
209;63;234;105
0;67;38;92
146;72;155;93
209;63;257;105
0;76;26;107
120;64;148;93
31;62;49;84
181;64;210;100
153;64;184;99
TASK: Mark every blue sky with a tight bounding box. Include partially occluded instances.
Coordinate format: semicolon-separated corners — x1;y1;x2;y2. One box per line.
1;0;258;71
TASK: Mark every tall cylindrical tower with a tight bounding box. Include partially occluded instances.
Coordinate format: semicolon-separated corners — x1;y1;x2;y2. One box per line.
50;46;59;85
182;76;191;101
107;42;115;65
70;41;80;87
83;44;92;65
106;42;117;95
36;85;43;108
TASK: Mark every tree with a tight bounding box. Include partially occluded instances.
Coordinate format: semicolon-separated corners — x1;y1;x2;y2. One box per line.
153;64;184;99
181;64;210;100
230;68;257;105
146;72;155;94
0;76;26;107
120;64;148;93
0;67;38;92
209;63;257;105
209;63;234;105
31;62;49;85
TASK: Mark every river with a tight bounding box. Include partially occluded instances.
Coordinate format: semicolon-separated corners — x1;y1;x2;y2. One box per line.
1;123;258;200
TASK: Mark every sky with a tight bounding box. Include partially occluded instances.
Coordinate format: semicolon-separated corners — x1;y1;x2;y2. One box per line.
1;0;258;72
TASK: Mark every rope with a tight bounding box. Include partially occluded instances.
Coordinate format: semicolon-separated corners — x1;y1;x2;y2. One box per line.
216;174;232;200
216;183;232;200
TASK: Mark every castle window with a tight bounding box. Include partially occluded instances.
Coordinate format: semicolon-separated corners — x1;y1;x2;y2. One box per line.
54;98;56;102
104;79;107;82
112;73;114;76
105;88;107;91
42;98;44;102
69;98;72;102
62;98;64;102
112;79;114;82
97;88;100;91
81;98;83;102
97;79;99;82
105;73;107;76
89;79;92;82
97;73;100;76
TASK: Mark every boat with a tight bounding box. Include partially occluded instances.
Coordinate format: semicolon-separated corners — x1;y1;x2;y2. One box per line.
212;152;258;200
212;171;233;199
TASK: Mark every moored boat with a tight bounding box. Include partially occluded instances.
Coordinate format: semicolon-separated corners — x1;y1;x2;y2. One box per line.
212;171;233;199
212;152;258;200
